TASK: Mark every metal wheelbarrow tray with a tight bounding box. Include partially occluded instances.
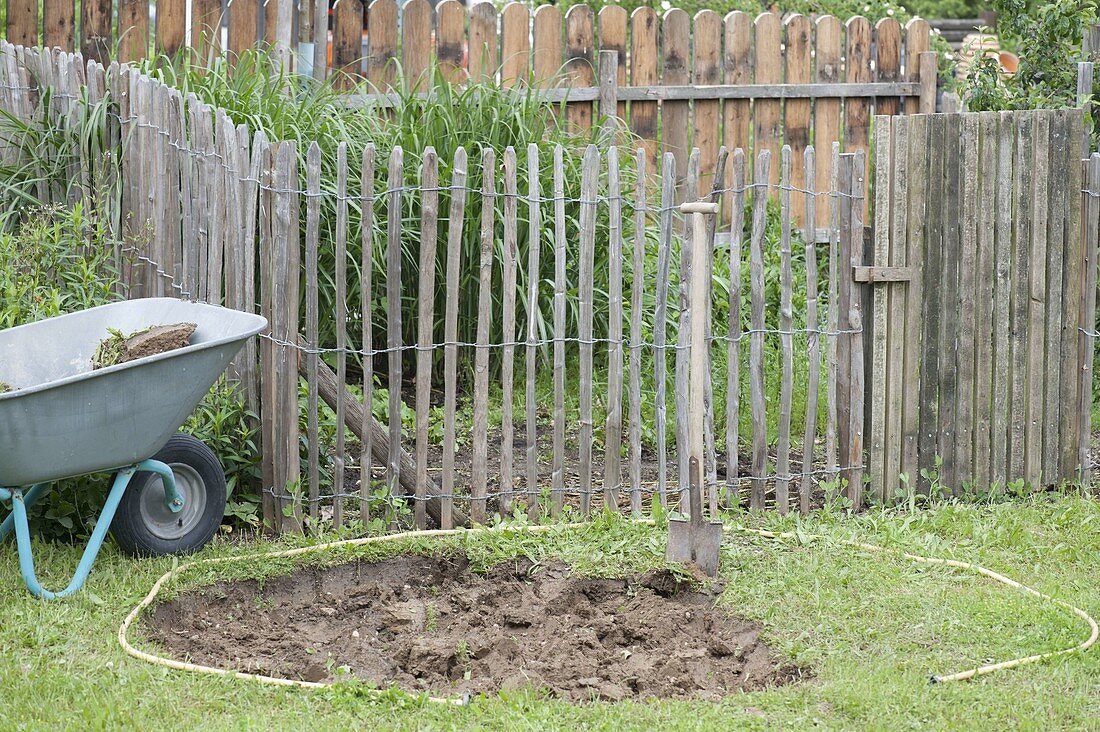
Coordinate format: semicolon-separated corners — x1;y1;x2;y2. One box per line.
0;298;266;598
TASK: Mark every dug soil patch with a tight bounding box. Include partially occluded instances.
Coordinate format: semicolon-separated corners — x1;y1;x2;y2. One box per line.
145;555;803;701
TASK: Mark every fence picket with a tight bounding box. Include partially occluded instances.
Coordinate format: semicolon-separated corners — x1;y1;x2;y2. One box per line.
815;18;842;230
800;145;819;513
1057;111;1084;479
776;147;794;514
403;0;432;92
305;142;322;523
533;5;562;88
604;145;624;510
628;148;647;513
599;5;627;120
726;150;746;507
1010;115;1033;482
360;144;376;524
525;144;542;520
368;0;398;92
500;147;519;515
630;8;659;171
693;11;721;198
415;148;440;530
565;5;595;131
748;150;771;509
577;144;598;515
441;147;467;529
845;17;873;215
502;3;531;88
386;146;404;525
469;2;498;84
662;9;690;192
754;13;782;189
551;145;567;515
654;153;676;505
333;142;350;529
472;147;496;524
675;150;701;503
1042;111;1068;486
723;12;751;222
885;118;909;501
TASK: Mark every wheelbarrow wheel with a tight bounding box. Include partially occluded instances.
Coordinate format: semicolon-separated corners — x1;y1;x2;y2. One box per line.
110;433;226;557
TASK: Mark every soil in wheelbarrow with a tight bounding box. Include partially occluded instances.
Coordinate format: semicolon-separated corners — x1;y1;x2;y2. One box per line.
145;555;805;702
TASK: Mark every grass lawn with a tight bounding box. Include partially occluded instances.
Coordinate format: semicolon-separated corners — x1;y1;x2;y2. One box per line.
0;493;1097;731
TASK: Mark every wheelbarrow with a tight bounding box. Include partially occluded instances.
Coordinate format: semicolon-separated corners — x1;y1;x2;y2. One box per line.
0;298;266;599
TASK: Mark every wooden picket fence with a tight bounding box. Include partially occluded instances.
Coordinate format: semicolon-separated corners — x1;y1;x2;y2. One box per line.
3;0;938;224
2;39;1095;535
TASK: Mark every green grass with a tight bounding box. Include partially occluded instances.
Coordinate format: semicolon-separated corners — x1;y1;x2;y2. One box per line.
0;495;1097;730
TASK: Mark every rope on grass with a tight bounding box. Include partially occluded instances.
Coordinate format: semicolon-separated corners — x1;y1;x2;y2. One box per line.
118;520;1097;699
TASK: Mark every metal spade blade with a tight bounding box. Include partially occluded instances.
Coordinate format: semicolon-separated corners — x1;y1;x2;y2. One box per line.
666;456;723;577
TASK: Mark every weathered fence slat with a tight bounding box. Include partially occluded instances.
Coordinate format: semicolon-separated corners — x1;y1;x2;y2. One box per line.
628;148;647;513
525;144;542;521
918;116;946;492
552;144;567;516
386;146;404;525
441;147;468;529
1010;115;1033;482
1057;111;1085;479
723;12;752;221
1078;153;1100;480
654;152;676;505
992;112;1016;486
956;114;979;489
604;145;624;511
305;142;322;523
675;150;700;504
825;142;841;482
630;7;659;172
693;11;721;198
500;147;519;515
785;14;812;224
661;9;690;192
333;142;350;529
815;18;842;229
725;150;746;507
1026;111;1051;487
776;146;794;514
869;117;891;503
578;144;599;516
748;149;771;509
884;118;909;501
1042;111;1068;486
800;145;819;513
415;148;440;530
472;147;496;524
360;144;377;524
846;150;867;507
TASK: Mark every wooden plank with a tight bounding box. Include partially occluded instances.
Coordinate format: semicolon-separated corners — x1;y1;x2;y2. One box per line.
847;150;867;507
901;114;928;487
630;8;659;172
577;144;598;515
241;130;265;423
693;10;721;198
415;148;439;530
654;153;676;505
273;141;302;532
500;147;519;516
333;142;350;529
7;0;38;47
441;147;467;529
726;149;746;507
368;0;398;92
208;105;227;305
311;0;330;80
469;2;498;83
193;0;222;60
501;3;531;88
783;14;812;226
229;0;260;60
748;149;771;509
44;0;74;51
81;0;112;63
551;145;567;515
385;146;404;521
564;5;594;131
156;0;186;57
258;139;276;530
845;16;873;215
304;142;322;524
917;116;945;492
883;117;909;502
1026;111;1051;487
604;145;624;511
662;8;690;193
1078;153;1100;479
835;152;854;497
754;13;782;190
532;5;562;88
723;11;752;223
869;117;892;504
598;50;617;132
703;148;728;512
1010;114;1033;482
991;111;1016;485
675;151;701;503
1058;111;1085;479
472;147;495;524
402;0;432;92
957;114;980;490
776;146;794;514
1043;111;1068;485
875;19;903;119
525;144;542;520
815;16;842;229
628;148;647;513
936;115;962;492
800;145;819;512
904;19;931;115
118;0;149;62
333;0;364;87
973;112;997;490
825;143;841;480
437;1;467;85
359;145;376;524
599;5;627;120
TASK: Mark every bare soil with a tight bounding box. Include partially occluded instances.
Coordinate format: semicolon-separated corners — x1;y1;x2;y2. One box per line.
145;555;804;702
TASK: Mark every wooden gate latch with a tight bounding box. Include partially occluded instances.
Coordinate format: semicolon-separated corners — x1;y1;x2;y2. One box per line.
853;266;914;284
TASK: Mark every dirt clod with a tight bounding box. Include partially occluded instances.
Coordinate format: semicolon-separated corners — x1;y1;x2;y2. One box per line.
93;323;196;369
145;555;803;702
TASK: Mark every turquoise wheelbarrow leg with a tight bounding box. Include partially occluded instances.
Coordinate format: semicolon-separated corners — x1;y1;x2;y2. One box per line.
0;459;179;600
0;483;50;542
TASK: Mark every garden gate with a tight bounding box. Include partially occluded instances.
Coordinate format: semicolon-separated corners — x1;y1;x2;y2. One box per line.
867;109;1100;500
